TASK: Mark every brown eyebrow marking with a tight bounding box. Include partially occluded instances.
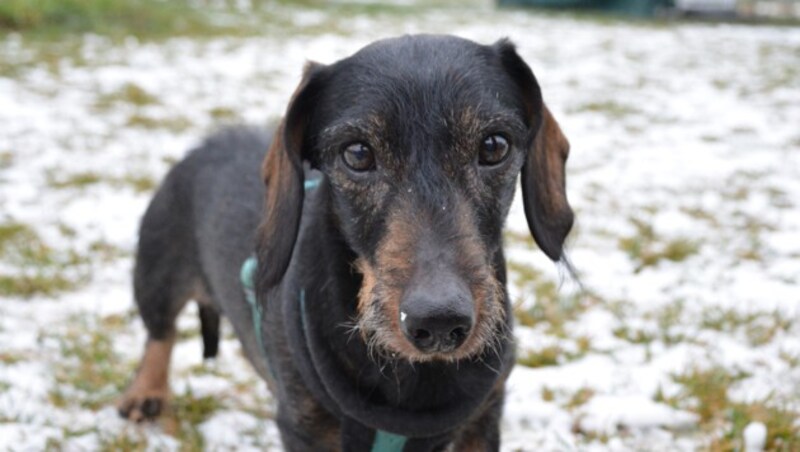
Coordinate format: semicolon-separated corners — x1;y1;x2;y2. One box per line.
319;115;388;146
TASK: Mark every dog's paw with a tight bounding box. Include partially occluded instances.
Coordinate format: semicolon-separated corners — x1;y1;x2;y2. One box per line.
117;388;168;422
118;339;173;422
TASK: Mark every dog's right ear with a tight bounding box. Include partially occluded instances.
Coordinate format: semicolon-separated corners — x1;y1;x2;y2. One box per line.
257;62;326;290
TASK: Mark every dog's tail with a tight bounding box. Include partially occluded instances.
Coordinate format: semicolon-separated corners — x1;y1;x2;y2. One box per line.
199;305;221;359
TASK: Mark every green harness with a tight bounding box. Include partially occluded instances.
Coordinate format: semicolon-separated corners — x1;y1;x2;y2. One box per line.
239;178;408;452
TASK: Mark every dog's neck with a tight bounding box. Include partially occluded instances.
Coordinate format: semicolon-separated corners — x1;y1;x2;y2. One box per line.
280;178;514;441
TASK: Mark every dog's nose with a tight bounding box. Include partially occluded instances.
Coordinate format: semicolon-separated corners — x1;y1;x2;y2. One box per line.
401;307;473;353
400;271;474;353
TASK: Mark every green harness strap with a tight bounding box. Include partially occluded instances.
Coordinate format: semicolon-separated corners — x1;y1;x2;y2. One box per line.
240;255;266;364
240;177;408;452
371;431;408;452
241;178;322;367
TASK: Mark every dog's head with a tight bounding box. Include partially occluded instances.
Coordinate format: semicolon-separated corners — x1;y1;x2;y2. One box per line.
259;35;573;363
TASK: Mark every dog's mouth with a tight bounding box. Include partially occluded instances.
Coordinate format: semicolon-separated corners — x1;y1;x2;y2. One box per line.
355;258;505;363
357;295;505;364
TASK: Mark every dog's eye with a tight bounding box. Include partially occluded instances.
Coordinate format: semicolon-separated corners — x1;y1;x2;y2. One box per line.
478;134;510;166
342;142;375;172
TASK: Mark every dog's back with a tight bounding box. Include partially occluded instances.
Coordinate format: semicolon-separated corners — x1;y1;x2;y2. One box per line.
136;125;267;300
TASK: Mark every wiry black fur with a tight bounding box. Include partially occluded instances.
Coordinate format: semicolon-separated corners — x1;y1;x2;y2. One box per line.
133;126;275;376
125;34;573;452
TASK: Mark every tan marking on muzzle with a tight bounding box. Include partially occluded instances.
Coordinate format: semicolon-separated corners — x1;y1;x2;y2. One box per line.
354;196;505;362
355;258;377;314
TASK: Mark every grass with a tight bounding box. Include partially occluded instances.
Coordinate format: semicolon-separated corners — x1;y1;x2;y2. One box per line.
0;37;84;78
664;365;800;450
541;386;556;402
0;352;25;365
618;217;700;272
0;0;214;38
89;239;130;262
208;106;241;122
507;259;593;338
126;113;193;133
0;0;479;40
0;273;81;298
0;222;50;261
0;220;90;298
714;402;800;451
172;389;224;427
609;300;679;350
518;345;563;368
779;350;800;368
47;170;157;193
47;171;102;188
94;83;160;110
670;366;750;423
517;335;593;368
0;151;13;169
49;319;132;410
565;387;595;411
506;252;597;368
0;219;131;298
701;307;792;347
96;430;148;452
41;310;236;449
569;99;641;119
119;173;158;193
162;387;226;450
613;324;656;345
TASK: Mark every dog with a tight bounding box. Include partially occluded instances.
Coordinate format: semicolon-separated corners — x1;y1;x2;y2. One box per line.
117;34;573;451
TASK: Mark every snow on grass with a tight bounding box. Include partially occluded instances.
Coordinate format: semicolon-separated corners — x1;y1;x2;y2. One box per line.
1;2;799;450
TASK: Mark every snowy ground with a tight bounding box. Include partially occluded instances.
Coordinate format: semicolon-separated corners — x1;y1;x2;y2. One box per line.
1;2;799;450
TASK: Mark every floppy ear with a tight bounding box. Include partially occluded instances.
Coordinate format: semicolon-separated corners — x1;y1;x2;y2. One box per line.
494;39;574;261
257;62;325;290
522;104;574;261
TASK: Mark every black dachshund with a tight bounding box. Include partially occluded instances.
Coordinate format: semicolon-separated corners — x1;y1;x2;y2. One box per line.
118;34;573;451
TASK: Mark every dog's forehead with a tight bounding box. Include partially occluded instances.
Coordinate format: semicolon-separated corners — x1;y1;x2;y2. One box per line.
336;36;505;92
349;34;488;67
317;35;525;135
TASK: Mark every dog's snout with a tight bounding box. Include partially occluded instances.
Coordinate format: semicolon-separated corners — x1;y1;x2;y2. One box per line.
400;271;474;354
402;307;473;353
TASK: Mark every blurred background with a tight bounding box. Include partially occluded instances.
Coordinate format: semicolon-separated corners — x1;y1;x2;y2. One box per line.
1;0;798;450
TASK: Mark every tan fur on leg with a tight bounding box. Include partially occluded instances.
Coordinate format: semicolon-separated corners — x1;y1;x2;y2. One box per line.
118;338;174;422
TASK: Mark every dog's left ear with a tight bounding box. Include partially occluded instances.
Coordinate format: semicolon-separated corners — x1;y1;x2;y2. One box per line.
494;39;574;261
257;62;326;290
